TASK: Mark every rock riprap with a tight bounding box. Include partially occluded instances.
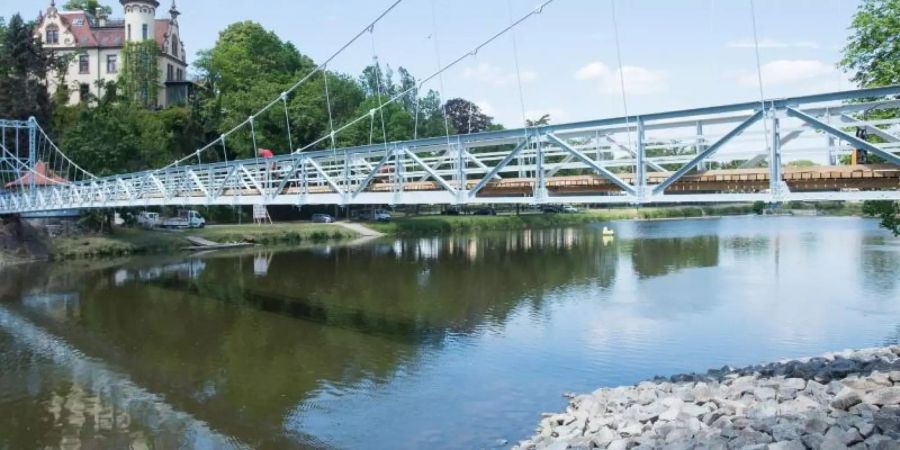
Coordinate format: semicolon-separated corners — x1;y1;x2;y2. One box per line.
515;347;900;449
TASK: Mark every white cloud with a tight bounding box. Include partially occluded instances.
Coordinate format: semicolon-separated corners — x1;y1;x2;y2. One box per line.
574;61;667;96
727;38;820;49
461;63;536;87
475;100;495;116
575;61;608;81
736;59;836;87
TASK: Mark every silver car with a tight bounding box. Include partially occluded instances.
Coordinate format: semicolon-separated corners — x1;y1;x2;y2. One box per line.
312;214;335;224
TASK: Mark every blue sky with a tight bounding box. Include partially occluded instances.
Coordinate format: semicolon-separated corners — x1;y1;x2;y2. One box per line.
11;0;861;128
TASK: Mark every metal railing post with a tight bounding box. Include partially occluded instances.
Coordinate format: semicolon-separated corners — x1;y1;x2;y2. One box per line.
769;109;783;202
636;117;646;202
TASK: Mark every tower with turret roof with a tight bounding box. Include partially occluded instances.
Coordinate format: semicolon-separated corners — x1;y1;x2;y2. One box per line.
121;0;159;42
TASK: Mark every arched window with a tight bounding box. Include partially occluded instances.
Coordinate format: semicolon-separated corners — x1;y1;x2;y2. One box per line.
171;35;178;58
45;25;59;44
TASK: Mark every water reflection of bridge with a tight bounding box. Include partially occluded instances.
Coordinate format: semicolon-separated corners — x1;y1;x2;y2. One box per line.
2;224;894;447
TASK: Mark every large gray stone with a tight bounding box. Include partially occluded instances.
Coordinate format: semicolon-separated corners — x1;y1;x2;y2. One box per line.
769;422;802;441
767;441;805;450
680;403;709;417
728;429;773;448
867;387;900;406
590;426;618;447
824;425;863;446
619;421;643;437
819;434;850;450
748;401;779;420
801;432;825;449
831;387;863;410
873;405;900;434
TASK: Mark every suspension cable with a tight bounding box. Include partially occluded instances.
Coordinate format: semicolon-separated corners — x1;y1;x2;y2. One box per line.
430;0;454;152
292;0;557;155
322;68;337;151
155;0;406;171
750;0;772;154
507;0;529;129
282;93;294;151
369;29;390;149
610;0;634;154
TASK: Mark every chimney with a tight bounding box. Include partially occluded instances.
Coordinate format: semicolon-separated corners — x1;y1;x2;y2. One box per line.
96;7;107;26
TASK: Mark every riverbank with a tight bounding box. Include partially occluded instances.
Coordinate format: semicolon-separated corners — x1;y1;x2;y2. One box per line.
372;205;757;235
48;223;356;260
516;346;900;449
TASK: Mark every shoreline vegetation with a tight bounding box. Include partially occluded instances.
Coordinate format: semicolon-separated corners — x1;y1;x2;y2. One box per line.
0;202;880;264
47;223;355;261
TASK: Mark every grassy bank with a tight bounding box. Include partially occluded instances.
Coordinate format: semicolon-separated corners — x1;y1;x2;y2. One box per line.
49;223;355;260
370;205;756;236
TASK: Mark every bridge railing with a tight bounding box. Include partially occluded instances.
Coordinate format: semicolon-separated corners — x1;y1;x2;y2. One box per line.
1;86;899;214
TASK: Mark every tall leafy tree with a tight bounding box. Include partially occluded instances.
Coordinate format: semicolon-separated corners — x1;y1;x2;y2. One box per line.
526;114;551;127
0;14;53;124
62;0;112;15
443;98;493;134
840;0;900;235
194;21;324;157
839;0;900;87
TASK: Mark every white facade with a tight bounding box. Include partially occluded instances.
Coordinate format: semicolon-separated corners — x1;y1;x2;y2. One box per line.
35;0;189;107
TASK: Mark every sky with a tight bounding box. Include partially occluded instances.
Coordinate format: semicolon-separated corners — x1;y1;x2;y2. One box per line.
7;0;862;129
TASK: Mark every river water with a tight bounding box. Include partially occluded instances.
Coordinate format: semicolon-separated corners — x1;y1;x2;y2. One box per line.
0;216;898;449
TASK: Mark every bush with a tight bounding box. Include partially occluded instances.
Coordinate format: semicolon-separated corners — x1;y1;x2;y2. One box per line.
752;201;766;215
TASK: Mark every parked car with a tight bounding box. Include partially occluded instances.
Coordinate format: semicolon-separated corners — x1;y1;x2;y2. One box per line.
312;213;335;224
543;204;579;214
359;209;392;222
161;210;206;229
473;208;497;216
137;211;160;229
441;206;463;216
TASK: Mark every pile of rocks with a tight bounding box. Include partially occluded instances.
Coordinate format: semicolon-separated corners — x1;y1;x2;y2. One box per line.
515;347;900;449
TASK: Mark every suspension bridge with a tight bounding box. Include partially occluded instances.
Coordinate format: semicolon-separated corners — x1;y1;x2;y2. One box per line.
0;1;898;216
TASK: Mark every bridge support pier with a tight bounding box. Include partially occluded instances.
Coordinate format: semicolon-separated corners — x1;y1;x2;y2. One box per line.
769;111;786;203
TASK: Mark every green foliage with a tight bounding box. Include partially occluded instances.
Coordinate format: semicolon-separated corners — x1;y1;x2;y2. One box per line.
840;0;900;87
444;98;493;134
0;14;53;123
786;160;816;168
526;114;551;127
59;104;203;175
62;0;112;15
120;41;160;108
34;18;494;179
752;201;766;215
862;200;900;236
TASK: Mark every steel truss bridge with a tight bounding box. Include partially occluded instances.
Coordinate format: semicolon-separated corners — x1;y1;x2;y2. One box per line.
1;86;899;215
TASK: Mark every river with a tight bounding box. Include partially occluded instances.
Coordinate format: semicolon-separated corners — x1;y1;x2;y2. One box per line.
0;216;897;449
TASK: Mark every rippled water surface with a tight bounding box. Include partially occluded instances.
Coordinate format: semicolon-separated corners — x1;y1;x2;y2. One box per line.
0;216;898;449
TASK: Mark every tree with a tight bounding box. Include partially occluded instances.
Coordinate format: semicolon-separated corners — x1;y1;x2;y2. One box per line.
839;0;900;87
194;21;319;158
62;0;112;15
526;114;551;127
862;201;899;236
0;14;53;124
120;41;159;107
443;98;493;134
840;0;899;236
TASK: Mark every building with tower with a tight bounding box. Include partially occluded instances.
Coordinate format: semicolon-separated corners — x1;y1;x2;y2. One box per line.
34;0;189;107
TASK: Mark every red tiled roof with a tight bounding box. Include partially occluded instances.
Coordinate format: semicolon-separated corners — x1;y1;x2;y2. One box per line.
44;11;174;50
155;19;170;45
5;161;68;188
